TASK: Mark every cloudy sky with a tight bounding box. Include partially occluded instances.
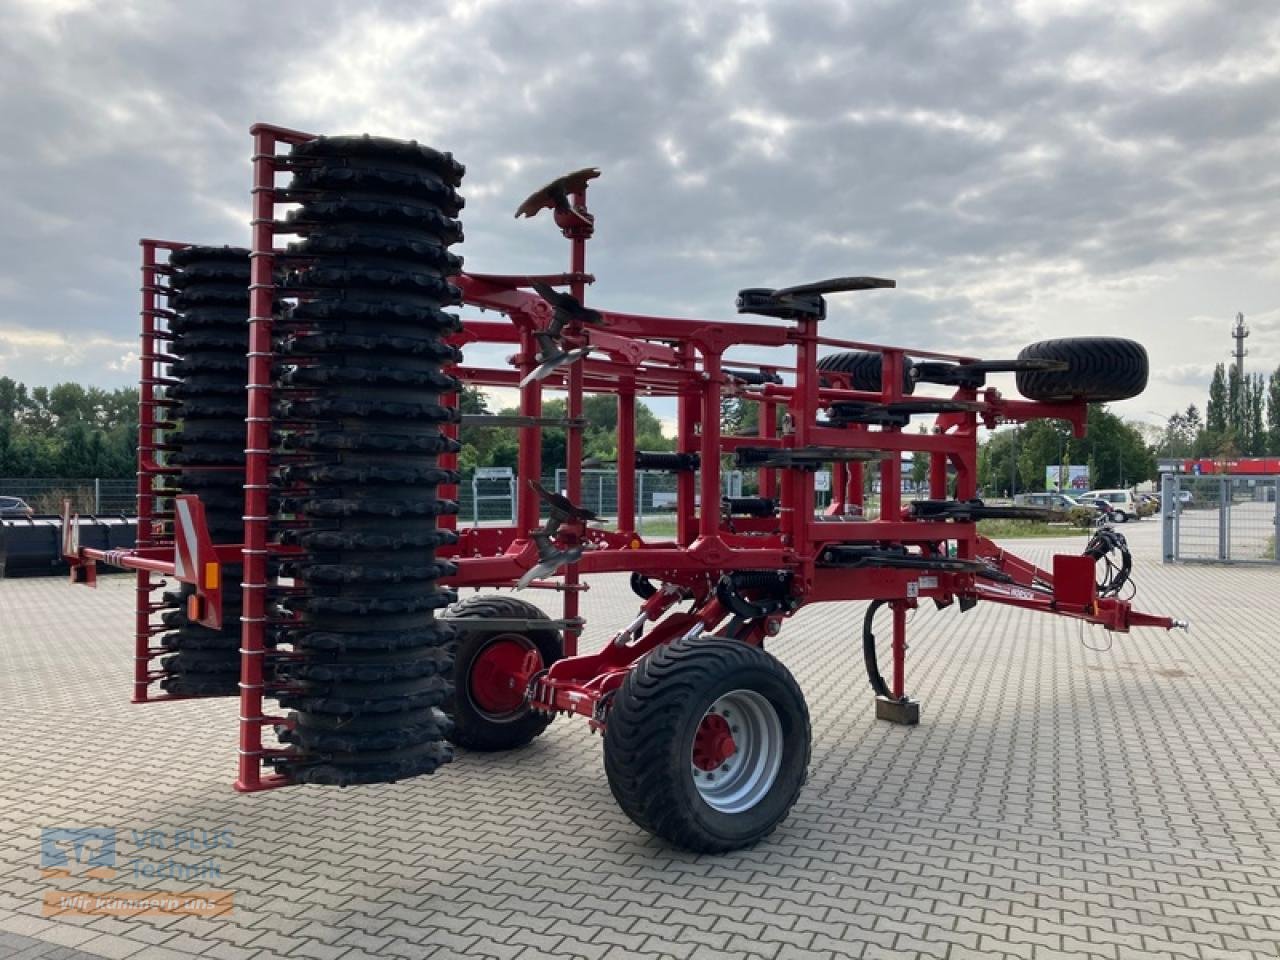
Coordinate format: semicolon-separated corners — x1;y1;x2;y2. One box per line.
1;0;1277;428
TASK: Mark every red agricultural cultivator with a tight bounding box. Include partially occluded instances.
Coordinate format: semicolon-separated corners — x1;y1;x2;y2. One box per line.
62;123;1185;852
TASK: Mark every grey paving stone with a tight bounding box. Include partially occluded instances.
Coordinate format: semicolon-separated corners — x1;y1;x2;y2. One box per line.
2;526;1278;960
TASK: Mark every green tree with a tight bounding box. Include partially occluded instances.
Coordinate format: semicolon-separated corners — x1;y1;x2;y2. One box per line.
456;386;510;473
57;421;95;476
0;377;138;478
1228;364;1244;438
1158;408;1195;459
1248;373;1266;456
48;383;91;426
1071;406;1155;487
0;376;30;420
1206;363;1228;436
1015;419;1068;490
461;392;674;475
978;406;1155;494
1267;367;1280;455
910;425;929;492
978;428;1021;497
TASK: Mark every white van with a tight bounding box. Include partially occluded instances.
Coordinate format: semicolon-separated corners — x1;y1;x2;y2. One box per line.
1084;489;1139;522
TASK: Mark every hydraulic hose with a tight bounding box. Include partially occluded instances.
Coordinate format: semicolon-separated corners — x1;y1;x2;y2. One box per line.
862;599;892;698
1084;527;1132;597
714;571;791;620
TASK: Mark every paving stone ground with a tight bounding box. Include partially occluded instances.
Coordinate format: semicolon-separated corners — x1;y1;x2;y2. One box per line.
1;522;1278;959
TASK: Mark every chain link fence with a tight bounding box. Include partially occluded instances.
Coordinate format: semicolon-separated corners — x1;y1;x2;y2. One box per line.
1162;474;1279;564
0;478;135;515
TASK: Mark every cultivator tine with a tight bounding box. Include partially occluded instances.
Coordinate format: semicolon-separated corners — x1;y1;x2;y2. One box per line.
531;282;603;326
514;483;597;588
519;282;601;386
515;541;585;589
531;480;598;523
519;344;592;387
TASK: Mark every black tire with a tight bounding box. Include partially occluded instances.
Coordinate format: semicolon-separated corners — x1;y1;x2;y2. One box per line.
442;595;563;751
817;350;914;394
603;635;810;853
1015;337;1148;403
289;134;466;186
265;134;463;787
160;246;251;695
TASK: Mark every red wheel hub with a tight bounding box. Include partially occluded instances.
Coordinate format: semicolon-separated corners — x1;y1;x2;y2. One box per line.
469;637;541;716
692;713;737;771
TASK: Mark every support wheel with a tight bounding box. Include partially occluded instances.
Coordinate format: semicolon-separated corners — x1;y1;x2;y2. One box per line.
1015;337;1148;403
817;350;914;394
443;595;562;751
603;635;810;853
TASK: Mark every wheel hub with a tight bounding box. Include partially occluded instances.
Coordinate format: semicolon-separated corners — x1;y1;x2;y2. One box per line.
692;713;737;771
469;636;541;716
690;690;784;814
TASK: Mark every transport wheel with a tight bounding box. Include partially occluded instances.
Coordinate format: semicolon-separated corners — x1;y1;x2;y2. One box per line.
817;350;914;394
603;635;810;853
442;595;562;751
1015;337;1148;403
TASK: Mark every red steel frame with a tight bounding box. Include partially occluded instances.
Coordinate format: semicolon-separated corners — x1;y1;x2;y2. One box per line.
61;122;1179;791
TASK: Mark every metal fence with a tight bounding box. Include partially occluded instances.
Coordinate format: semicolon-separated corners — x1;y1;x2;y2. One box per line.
6;471;847;533
1162;474;1279;564
457;468;836;532
552;469;744;535
0;478;135;514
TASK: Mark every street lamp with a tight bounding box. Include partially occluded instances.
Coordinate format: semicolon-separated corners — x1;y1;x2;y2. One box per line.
1055;427;1066;492
1010;427;1018;497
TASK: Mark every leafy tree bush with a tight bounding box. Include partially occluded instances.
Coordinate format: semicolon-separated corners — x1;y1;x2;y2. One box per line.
456;386;673;475
0;376;137;478
1067;506;1098;528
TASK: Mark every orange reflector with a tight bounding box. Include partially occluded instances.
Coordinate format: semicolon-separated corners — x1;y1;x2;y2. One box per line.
204;562;220;590
630;538;641;549
186;595;203;620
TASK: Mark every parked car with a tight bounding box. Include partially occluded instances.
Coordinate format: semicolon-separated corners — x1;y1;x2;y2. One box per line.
1081;489;1139;522
0;496;34;518
1014;492;1080;511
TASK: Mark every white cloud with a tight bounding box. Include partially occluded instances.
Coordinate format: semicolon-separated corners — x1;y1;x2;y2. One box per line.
707;8;771;86
0;325;136;381
0;0;1274;428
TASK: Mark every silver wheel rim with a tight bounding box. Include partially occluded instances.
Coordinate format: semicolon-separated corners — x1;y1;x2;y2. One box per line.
690;689;783;814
